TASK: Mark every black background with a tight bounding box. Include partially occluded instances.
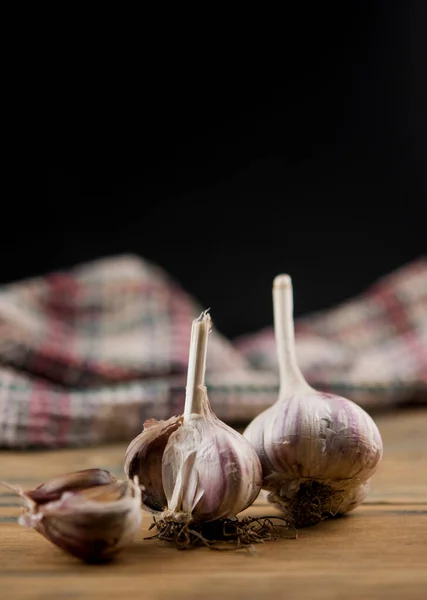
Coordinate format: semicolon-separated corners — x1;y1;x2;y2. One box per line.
17;4;427;337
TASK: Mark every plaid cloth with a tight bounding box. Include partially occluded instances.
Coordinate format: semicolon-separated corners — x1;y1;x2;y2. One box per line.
0;255;426;449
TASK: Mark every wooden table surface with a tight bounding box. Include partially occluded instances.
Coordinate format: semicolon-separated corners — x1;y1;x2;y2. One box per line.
1;408;426;600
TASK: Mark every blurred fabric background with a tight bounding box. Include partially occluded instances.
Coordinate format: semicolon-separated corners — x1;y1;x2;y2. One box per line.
0;254;425;448
1;1;427;448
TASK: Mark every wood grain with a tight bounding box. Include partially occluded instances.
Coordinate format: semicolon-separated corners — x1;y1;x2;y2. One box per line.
1;409;426;600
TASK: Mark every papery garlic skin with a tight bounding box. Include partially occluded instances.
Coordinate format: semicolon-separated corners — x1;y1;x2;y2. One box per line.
2;469;142;562
243;275;383;526
26;468;116;504
124;416;183;512
124;312;263;523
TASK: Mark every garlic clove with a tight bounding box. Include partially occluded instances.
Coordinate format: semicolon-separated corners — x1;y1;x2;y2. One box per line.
243;274;384;527
1;471;142;562
124;415;183;512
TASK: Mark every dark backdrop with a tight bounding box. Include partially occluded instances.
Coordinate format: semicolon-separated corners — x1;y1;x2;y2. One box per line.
11;3;427;337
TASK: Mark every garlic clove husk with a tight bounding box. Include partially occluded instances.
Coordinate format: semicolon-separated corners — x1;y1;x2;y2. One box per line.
124;311;263;526
243;274;384;527
124;415;183;512
1;470;142;562
25;468;116;504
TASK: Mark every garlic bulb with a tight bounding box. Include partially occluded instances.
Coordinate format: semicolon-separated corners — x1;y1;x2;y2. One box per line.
125;311;262;524
1;468;142;562
243;275;383;527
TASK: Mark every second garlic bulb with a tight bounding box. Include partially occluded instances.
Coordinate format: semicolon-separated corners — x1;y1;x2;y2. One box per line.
243;275;383;527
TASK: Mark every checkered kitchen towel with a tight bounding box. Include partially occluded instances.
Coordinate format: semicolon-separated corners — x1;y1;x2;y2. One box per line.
0;255;426;448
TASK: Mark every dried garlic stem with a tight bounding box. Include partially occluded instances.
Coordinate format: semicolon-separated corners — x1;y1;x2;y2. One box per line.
273;275;311;395
183;311;211;422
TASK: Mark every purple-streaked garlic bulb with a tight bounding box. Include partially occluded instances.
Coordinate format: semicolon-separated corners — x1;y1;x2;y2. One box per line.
125;311;262;523
243;275;383;527
1;468;142;562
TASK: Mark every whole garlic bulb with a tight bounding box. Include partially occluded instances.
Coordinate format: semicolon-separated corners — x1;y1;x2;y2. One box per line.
125;311;262;523
1;468;142;562
243;275;383;527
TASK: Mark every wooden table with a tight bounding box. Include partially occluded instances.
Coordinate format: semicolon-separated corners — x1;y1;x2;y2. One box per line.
1;409;426;599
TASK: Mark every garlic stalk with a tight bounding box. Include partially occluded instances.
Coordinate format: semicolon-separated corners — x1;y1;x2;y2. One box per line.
1;468;142;562
243;275;383;527
125;311;262;524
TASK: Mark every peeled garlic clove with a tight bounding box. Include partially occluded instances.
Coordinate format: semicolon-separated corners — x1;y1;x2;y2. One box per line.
124;416;183;512
1;471;142;562
124;311;263;525
243;275;383;527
